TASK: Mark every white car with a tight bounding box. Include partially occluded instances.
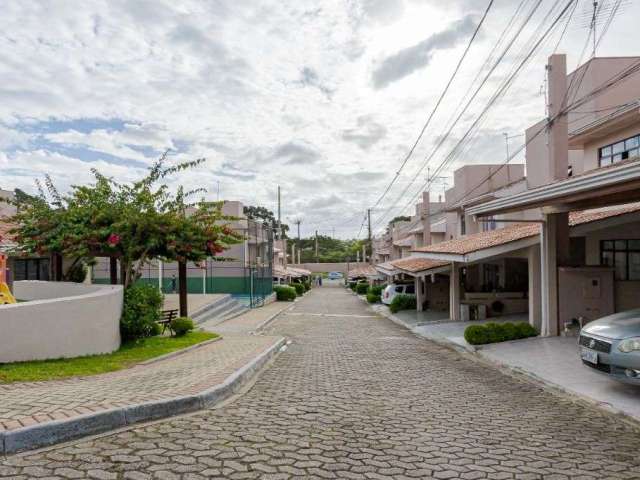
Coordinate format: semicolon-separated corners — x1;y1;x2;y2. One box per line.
382;283;415;305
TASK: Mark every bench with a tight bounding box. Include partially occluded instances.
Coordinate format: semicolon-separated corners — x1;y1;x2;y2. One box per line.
158;309;178;335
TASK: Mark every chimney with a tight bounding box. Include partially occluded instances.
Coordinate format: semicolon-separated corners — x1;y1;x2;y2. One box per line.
547;54;568;182
422;191;431;247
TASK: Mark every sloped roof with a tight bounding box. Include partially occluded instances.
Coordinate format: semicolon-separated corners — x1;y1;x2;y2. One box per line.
0;220;17;251
413;203;640;256
375;261;400;275
390;257;449;274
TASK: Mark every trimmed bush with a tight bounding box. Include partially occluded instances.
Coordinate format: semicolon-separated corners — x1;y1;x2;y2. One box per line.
464;321;538;345
274;285;296;301
349;282;357;291
290;283;305;296
120;283;163;341
368;284;385;296
303;281;311;292
170;317;195;336
389;294;417;313
355;282;369;295
366;292;381;304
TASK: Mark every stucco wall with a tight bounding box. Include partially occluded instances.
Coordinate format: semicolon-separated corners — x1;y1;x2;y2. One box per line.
0;281;122;362
295;262;370;274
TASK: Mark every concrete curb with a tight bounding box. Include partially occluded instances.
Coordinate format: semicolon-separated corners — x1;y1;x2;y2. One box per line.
137;336;222;366
0;336;286;455
252;303;296;334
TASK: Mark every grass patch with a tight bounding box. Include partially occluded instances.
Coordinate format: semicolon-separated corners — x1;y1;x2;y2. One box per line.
0;331;218;383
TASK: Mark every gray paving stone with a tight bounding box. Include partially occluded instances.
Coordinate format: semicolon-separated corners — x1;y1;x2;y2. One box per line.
2;287;640;479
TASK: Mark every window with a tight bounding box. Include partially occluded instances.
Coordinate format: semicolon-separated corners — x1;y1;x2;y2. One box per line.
599;134;640;167
601;240;640;281
482;216;497;232
460;214;466;235
13;258;50;281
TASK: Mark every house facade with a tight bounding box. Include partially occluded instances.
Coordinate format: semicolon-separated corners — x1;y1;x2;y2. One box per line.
374;54;640;335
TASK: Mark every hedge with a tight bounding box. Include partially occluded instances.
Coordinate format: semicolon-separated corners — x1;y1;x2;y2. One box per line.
368;284;385;296
464;321;538;345
274;285;296;301
290;283;305;296
389;294;416;313
366;292;381;303
355;283;369;295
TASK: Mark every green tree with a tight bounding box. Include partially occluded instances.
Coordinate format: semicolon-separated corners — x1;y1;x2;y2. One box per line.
243;205;289;237
10;153;243;288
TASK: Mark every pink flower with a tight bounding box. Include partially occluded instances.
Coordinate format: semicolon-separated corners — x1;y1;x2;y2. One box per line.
107;233;121;246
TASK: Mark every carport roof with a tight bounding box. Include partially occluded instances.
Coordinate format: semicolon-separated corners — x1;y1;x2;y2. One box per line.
412;203;640;262
466;159;640;217
390;257;449;275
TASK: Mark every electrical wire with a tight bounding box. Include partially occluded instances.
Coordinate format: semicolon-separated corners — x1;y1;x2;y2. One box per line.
373;0;576;232
368;0;495;212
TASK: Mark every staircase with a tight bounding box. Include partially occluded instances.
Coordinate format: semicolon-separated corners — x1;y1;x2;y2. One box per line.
192;294;248;326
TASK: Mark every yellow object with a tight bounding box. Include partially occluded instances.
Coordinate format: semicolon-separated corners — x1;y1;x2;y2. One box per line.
0;282;16;304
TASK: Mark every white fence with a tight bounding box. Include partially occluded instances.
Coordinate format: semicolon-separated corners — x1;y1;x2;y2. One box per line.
0;281;122;363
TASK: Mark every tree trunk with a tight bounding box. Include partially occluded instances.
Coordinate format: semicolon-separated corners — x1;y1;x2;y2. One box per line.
178;260;188;317
109;257;118;285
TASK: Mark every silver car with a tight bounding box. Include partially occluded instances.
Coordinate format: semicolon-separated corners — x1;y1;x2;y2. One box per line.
579;309;640;384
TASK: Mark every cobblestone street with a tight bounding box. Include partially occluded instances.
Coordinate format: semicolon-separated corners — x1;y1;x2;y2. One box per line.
3;285;640;479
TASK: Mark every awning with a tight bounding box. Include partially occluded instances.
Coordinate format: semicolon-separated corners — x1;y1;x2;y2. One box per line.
348;264;378;279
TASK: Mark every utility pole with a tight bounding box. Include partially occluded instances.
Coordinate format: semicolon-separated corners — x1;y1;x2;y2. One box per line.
292;218;302;265
277;185;281;240
315;230;319;263
367;208;372;264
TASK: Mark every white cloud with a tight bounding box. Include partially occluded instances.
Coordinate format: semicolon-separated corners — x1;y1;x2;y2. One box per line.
1;0;640;237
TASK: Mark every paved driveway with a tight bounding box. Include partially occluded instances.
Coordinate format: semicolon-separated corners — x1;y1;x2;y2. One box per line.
3;285;640;479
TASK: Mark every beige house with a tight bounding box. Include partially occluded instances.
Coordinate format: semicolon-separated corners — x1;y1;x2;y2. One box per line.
376;54;640;336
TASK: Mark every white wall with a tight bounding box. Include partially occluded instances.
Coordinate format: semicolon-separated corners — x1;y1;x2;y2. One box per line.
0;281;122;362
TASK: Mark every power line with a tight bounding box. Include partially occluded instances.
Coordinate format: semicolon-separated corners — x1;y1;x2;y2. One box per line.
407;56;640;228
368;0;495;212
373;0;570;231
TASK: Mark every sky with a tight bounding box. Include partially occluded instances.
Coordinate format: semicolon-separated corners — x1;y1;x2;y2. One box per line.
1;0;639;238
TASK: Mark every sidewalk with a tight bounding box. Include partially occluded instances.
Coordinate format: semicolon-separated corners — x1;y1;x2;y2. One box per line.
0;302;290;454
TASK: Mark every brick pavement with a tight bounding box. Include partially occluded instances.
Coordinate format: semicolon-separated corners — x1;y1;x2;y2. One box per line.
3;286;640;479
0;311;284;432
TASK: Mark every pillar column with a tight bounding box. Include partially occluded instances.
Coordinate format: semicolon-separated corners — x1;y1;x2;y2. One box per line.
449;262;460;321
528;244;542;330
540;213;569;336
416;276;424;312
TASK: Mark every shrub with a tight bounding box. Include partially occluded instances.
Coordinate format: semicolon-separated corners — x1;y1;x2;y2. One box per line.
120;283;163;341
65;262;88;283
274;285;296;301
290;283;305;296
514;322;538;338
366;292;381;304
368;284;385;296
464;321;538;345
389;294;417;313
349;282;357;291
355;282;369;295
170;317;195;337
303;281;311;292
